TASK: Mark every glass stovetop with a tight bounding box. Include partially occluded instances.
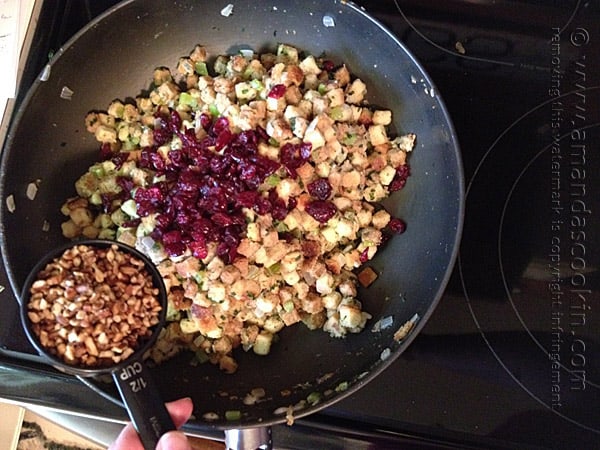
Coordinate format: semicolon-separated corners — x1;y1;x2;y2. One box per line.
1;1;599;448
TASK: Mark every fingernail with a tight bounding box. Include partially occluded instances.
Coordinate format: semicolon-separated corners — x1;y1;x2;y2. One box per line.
156;431;191;450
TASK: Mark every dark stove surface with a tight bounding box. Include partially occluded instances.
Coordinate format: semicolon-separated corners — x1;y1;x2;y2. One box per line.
1;1;599;449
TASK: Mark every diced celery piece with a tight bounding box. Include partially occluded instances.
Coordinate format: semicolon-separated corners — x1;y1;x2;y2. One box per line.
250;79;264;91
335;381;349;392
342;133;357;146
267;262;281;274
89;163;106;177
98;228;116;240
329;106;344;121
225;410;241;421
283;300;295;313
89;192;102;205
194;61;208;76
265;174;280;187
179;91;198;108
307;392;321;405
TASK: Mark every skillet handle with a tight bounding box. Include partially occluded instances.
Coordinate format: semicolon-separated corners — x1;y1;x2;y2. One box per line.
225;427;272;450
112;359;176;450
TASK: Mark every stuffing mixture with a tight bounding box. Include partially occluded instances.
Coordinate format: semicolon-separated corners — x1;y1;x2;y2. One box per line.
60;44;416;373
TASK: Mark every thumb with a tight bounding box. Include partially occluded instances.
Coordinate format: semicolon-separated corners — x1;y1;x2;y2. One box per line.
156;431;192;450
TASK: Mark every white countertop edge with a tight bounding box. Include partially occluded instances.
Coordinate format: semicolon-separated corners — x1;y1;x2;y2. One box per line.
0;0;42;152
0;397;123;448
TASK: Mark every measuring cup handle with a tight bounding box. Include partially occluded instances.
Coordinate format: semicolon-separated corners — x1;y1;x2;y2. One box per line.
112;359;176;450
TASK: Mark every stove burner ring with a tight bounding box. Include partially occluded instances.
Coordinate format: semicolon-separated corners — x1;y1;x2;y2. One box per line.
459;87;600;434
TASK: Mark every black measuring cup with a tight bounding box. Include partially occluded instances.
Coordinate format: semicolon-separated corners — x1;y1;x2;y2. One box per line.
19;239;175;450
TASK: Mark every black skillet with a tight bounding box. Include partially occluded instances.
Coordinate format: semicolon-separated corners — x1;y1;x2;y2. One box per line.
0;0;464;447
19;240;173;449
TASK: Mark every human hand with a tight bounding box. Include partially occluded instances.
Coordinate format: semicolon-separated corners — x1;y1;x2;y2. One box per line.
108;397;194;450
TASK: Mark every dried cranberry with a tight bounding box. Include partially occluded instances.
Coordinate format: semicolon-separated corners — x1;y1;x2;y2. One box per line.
169;150;188;168
211;116;230;136
237;130;258;147
153;127;172;146
210;154;230;174
180;128;201;152
175;210;193;227
287;197;297;210
169;109;182;132
307;178;332;200
134;186;165;214
254;196;272;215
217;242;237;264
396;164;410;178
267;84;286;99
188;239;208;259
305;200;337;223
162;229;183;244
359;248;370;263
280;142;312;177
212;212;235;227
388;217;407;234
197;112;210;130
139;148;166;171
236;191;259;208
99;143;113;160
322;60;335;72
358;114;373;127
126;106;307;260
390;164;411;192
203;188;228;213
190;217;213;235
215;128;233;150
164;241;186;257
223;226;242;245
116;176;135;194
255;125;269;141
269;192;288;220
100;194;114;214
111;153;128;169
239;164;258;182
154;213;173;231
122;218;141;228
176;168;200;188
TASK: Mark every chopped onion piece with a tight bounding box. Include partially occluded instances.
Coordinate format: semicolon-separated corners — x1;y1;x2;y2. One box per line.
40;64;51;81
26;181;39;200
273;406;289;415
6;195;15;213
60;86;74;100
322;15;335;27
371;315;393;333
202;412;219;421
239;48;254;59
380;347;391;361
220;4;234;16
